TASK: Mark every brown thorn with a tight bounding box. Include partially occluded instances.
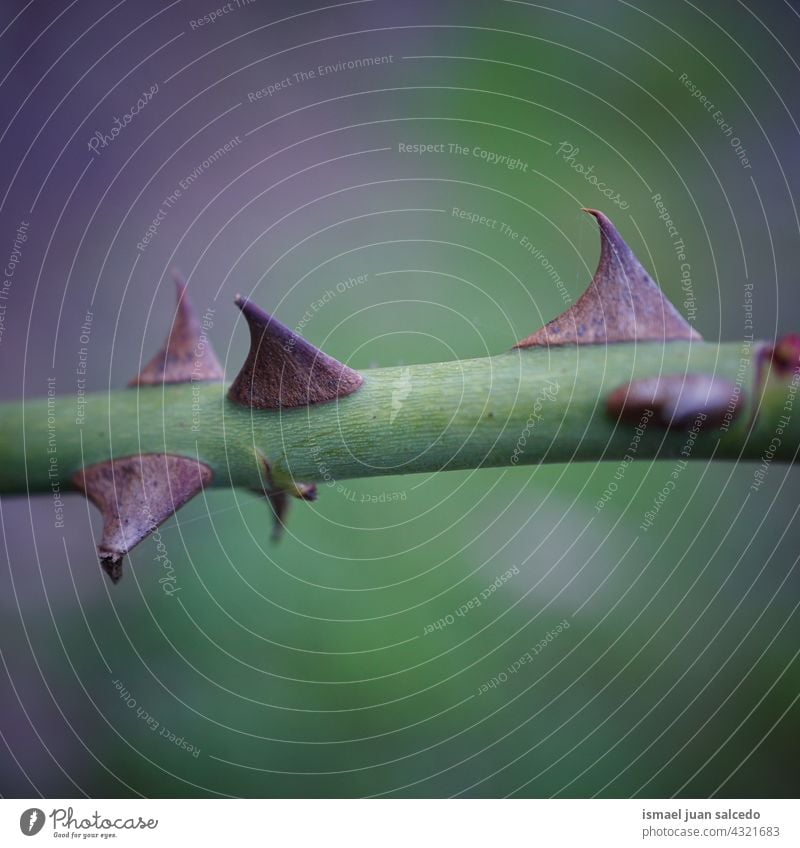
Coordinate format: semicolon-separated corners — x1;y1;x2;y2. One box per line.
73;454;213;580
515;209;702;348
750;334;800;428
607;373;741;430
129;273;224;386
227;295;363;409
769;333;800;376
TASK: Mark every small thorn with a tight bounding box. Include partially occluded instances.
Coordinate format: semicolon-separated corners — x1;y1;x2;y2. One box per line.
266;490;289;541
252;454;317;540
607;373;741;430
73;454;213;575
129;274;224;386
770;334;800;376
515;210;702;348
227;295;363;409
294;483;318;501
751;335;800;426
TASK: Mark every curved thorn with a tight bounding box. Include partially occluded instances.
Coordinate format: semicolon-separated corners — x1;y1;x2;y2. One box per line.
228;295;363;409
129;274;224;386
515;209;702;348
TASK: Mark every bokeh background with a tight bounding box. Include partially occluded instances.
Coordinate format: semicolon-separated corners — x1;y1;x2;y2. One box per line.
0;0;798;798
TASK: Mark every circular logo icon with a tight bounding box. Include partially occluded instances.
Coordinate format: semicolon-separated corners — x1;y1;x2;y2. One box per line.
19;809;46;836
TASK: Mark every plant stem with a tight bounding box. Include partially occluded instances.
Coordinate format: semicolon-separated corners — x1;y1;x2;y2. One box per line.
0;341;795;496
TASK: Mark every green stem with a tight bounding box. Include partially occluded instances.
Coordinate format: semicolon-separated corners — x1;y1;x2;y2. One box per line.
0;341;795;496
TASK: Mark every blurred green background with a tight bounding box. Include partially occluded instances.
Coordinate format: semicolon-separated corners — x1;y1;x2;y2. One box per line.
0;0;798;797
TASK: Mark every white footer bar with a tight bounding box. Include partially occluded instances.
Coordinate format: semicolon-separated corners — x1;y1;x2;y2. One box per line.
1;798;796;847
